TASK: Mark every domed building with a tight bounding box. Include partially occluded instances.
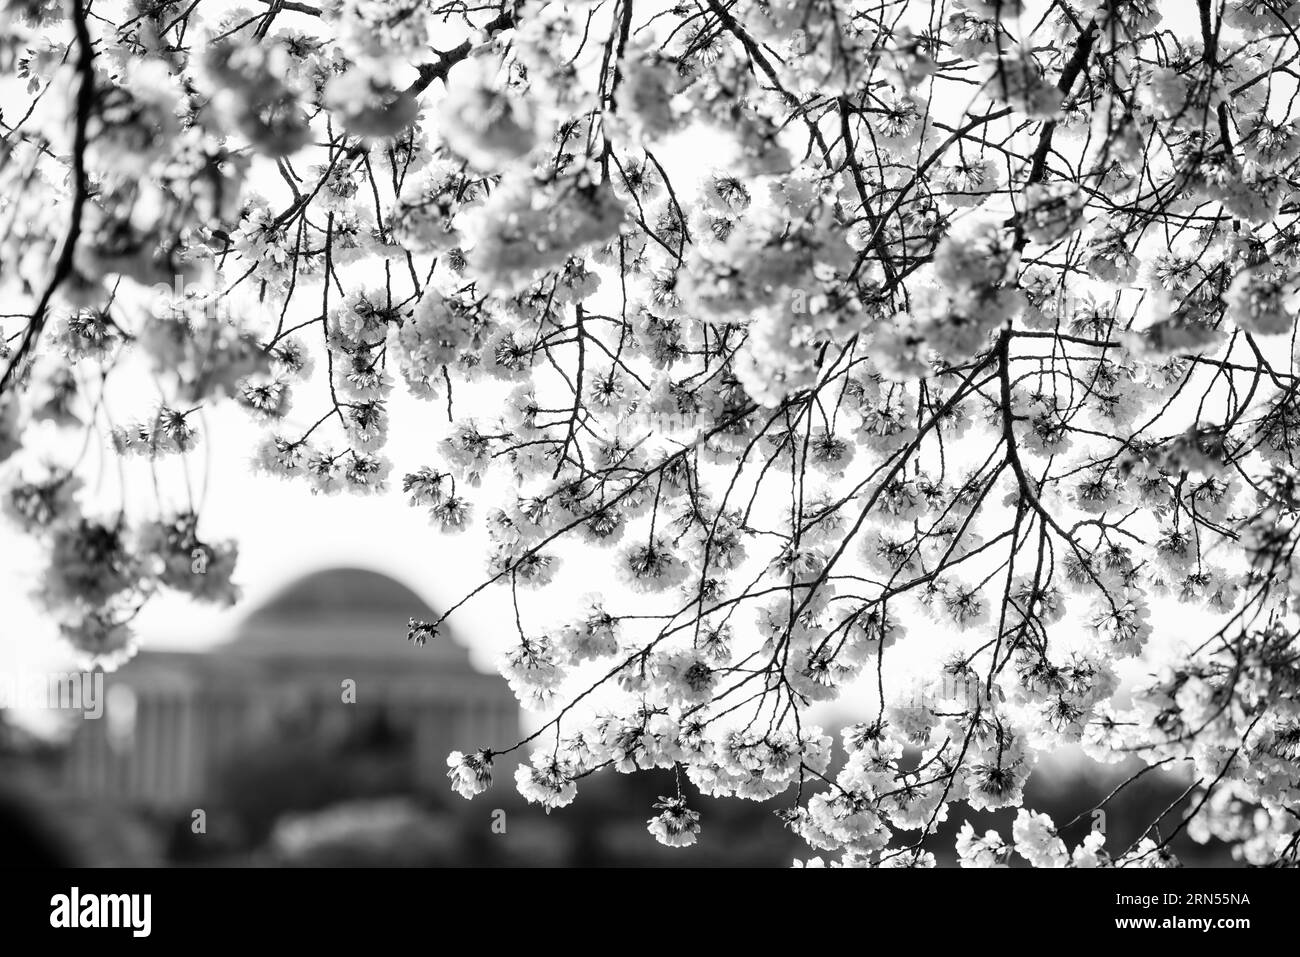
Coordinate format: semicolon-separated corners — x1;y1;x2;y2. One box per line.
62;568;519;808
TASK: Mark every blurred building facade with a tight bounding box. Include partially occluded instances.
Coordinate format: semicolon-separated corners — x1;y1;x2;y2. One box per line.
62;568;519;808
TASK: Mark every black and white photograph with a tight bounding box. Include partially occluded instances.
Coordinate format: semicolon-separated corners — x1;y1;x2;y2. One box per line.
0;0;1293;932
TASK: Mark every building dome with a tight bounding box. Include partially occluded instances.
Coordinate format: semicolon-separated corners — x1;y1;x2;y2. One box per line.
64;566;520;810
224;567;474;670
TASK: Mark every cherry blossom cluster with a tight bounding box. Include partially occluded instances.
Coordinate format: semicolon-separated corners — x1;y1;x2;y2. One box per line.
3;0;1300;864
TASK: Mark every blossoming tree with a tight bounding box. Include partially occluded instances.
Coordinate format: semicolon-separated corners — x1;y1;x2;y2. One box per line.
2;0;1299;866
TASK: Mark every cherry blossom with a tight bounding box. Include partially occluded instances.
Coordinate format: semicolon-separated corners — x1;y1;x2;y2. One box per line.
2;0;1299;864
